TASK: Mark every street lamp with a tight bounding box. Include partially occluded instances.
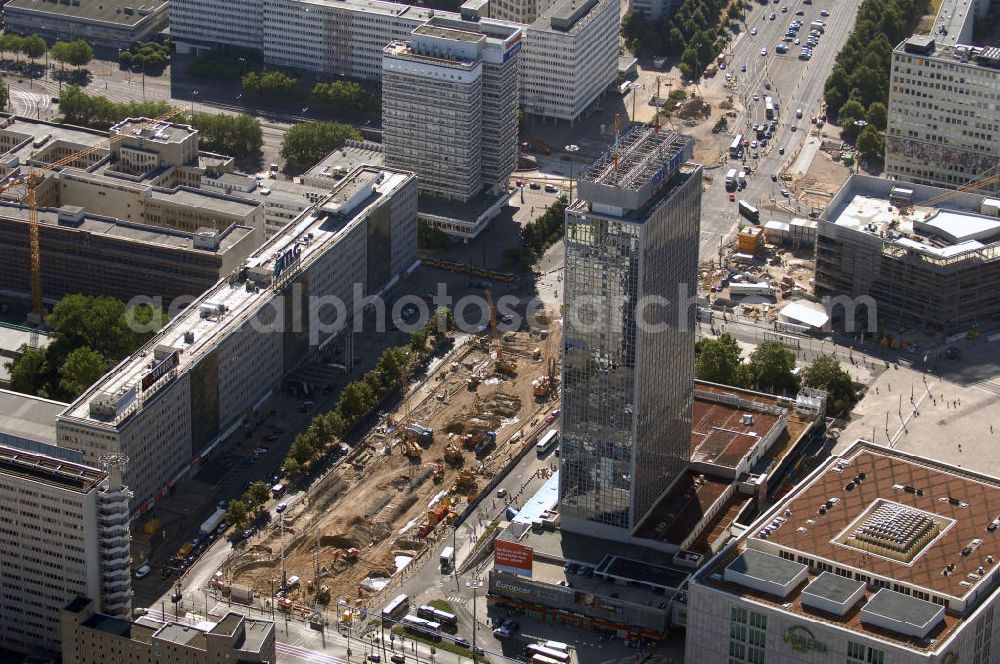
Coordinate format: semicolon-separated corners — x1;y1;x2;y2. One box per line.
191;90;199;118
565;144;579;201
466;578;484;662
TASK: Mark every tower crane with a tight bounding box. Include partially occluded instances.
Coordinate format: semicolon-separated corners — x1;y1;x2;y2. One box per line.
0;108;185;319
484;289;516;375
920;166;1000;208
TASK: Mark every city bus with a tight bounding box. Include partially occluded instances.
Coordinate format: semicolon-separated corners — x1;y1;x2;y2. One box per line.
730;134;744;157
431;608;458;630
536;429;559;455
738;200;760;223
764;96;775;119
402;615;442;641
525;645;571;663
382;594;410;621
543;642;569;653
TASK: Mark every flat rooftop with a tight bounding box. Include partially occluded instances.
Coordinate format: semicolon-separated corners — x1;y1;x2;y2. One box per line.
417;189;509;223
632;470;731;544
154;622;206;648
690;391;782;467
307;141;384;179
296;0;438;21
0;443;106;493
533;0;605;34
4;0;167;25
0;322;52;354
698;442;1000;648
62;166;412;424
412;23;485;43
824;174;1000;263
0;389;64;445
149;187;261;217
112;119;195;145
0;115;108;165
0;203;255;253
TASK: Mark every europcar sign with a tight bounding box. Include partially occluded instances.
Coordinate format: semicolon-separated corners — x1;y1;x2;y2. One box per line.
783;626;827;654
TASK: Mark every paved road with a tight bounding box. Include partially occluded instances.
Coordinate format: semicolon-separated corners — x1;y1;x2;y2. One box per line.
697;0;861;261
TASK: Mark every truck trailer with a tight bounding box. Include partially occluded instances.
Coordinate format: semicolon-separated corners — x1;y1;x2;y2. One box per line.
198;507;227;537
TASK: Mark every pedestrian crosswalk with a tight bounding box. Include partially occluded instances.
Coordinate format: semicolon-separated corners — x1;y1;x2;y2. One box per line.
445;594;468;606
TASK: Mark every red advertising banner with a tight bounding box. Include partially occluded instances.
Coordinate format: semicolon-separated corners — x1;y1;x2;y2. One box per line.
494;539;533;577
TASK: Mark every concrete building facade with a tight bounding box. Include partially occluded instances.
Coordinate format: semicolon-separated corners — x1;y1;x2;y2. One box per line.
383;16;520;202
521;0;619;122
814;174;1000;332
0;205;258;306
559;125;701;540
3;0;169;48
685;441;1000;664
169;0;609;121
383;29;486;202
886;36;1000;193
61;597;276;664
0;447;132;656
489;0;557;25
55;166;418;515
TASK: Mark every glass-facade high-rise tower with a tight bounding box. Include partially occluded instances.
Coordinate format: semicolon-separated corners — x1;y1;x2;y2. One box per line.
558;125;701;540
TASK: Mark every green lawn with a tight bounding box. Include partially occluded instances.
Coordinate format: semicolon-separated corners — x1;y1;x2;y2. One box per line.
427;599;455;613
390;625;474;658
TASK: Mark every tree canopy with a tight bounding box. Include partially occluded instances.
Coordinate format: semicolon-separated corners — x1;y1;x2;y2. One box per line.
5;295;164;401
502;196;568;271
242;70;298;98
822;0;921;157
188;112;264;159
59;85;172;130
311;81;376;114
621;0;727;78
695;333;743;386
50;39;94;68
747;341;799;394
280;122;362;166
802;354;858;413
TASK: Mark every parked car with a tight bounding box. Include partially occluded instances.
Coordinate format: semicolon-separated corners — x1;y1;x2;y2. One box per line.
529;182;541;190
135;564;152;579
454;638;472;649
544;184;558;193
276;503;287;513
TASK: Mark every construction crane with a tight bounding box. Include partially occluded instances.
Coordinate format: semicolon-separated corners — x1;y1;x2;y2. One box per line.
484;290;516;375
921;166;1000;208
0;108;185;319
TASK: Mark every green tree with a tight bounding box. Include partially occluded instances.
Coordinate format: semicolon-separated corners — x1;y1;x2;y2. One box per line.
838;99;868;140
242;70;298;97
311;81;375;114
189;112;263;159
823;66;851;121
58;347;108;399
0;79;7;111
7;346;48;396
225;499;250;529
337;380;375;424
866;102;887;131
248;481;271;507
289;435;315;466
282;457;303;481
375;346;410;390
22;35;47;60
747;341;799;393
418;219;450;249
694;333;743;386
45;294;153;361
856;124;884;159
802;354;857;413
68;40;93;67
280;122;362;166
0;35;24;61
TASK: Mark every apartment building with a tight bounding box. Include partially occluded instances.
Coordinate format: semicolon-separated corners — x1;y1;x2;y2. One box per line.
814;174;1000;332
62;597;276;663
383;17;519;202
0;447;132;656
55;166;418;515
383;30;485;202
559;125;701;541
686;440;1000;664
521;0;619;123
886;35;1000;193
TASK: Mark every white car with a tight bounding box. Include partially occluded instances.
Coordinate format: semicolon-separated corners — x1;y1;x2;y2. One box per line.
820;8;829;15
794;38;800;44
761;48;767;56
751;27;758;35
135;564;152;579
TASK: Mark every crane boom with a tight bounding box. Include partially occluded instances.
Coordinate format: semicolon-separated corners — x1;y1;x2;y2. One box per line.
0;108;185;318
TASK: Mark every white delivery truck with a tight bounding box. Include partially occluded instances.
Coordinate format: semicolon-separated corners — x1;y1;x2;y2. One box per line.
440;546;455;573
725;168;738;191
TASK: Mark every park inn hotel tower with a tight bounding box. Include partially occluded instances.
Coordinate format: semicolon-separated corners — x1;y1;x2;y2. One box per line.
558;124;702;541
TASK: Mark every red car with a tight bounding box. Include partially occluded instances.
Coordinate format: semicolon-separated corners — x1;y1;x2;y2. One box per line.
729;192;735;201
